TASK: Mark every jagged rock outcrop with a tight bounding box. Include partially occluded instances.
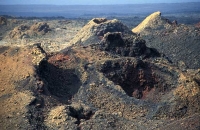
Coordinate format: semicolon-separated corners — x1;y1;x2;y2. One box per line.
69;18;133;46
97;32;159;58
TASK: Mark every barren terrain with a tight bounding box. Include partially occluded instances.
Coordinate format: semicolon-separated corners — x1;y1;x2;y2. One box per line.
0;10;200;130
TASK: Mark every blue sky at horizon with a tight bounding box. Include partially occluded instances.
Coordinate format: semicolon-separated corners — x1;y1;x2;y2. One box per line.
0;0;200;5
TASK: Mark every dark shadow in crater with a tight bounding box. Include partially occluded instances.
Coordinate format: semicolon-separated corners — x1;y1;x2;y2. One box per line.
38;60;81;100
97;59;157;99
97;58;179;101
93;18;107;24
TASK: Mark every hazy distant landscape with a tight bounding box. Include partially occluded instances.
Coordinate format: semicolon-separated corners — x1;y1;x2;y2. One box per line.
1;3;200;18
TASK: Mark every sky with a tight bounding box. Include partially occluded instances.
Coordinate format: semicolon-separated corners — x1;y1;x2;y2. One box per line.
0;0;200;5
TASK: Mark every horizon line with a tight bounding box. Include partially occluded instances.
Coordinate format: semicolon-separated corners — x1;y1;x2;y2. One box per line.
0;2;200;6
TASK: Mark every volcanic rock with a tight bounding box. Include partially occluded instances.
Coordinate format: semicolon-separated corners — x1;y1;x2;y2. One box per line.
132;12;200;69
0;45;45;129
8;22;51;39
97;32;160;58
132;11;173;34
69;18;133;46
0;16;7;25
29;22;51;35
8;24;30;39
0;17;200;130
62;41;199;129
31;43;47;65
45;105;77;129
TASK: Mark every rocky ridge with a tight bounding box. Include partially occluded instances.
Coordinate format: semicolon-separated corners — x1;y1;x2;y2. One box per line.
132;11;200;69
8;22;51;39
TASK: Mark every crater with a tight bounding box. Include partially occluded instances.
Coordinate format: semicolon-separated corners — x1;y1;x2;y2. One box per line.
93;18;107;24
38;60;81;100
97;58;178;100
